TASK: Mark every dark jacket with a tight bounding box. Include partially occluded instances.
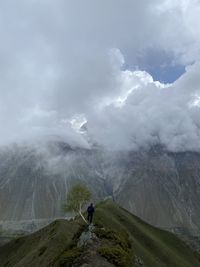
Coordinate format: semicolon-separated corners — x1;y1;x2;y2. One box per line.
87;205;95;214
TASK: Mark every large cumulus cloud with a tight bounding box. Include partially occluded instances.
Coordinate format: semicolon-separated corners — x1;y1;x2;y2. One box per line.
0;0;200;151
87;57;200;151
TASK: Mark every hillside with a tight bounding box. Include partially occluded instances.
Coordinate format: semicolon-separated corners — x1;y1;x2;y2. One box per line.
0;200;200;267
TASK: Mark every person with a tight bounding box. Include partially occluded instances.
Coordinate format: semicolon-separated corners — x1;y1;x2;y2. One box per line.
87;203;95;224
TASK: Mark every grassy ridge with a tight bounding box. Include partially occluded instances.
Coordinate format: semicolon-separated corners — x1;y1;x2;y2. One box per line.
94;200;200;267
0;220;80;267
0;200;199;266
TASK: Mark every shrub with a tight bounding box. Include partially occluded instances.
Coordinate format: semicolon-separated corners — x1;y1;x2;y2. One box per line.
93;227;130;250
98;245;133;267
38;246;47;256
58;248;82;267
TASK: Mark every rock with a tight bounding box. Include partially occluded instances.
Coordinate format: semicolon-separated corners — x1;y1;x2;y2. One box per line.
134;255;144;266
88;224;95;231
77;226;97;247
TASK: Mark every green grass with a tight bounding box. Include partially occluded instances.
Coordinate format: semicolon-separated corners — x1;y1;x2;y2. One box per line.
94;200;200;267
58;247;82;267
98;245;132;267
0;200;199;267
0;220;80;267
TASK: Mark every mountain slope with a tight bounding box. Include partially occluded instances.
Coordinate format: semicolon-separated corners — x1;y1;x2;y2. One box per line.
113;148;200;234
0;144;107;222
95;200;200;267
1;143;200;238
0;200;200;267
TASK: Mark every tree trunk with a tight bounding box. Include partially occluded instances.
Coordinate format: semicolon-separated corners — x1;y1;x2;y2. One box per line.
79;203;88;224
79;211;88;224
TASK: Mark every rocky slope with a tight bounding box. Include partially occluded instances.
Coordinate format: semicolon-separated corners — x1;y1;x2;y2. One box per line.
113;147;200;235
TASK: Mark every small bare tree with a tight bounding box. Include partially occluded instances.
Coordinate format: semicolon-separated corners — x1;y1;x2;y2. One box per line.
63;183;91;224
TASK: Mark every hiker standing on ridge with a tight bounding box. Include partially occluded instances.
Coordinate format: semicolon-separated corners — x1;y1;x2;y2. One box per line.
87;203;95;224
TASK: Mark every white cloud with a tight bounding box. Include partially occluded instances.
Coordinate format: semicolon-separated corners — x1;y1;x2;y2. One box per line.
87;59;200;151
0;1;200;151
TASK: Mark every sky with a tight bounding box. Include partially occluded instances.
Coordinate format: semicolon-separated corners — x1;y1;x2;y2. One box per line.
0;0;200;151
